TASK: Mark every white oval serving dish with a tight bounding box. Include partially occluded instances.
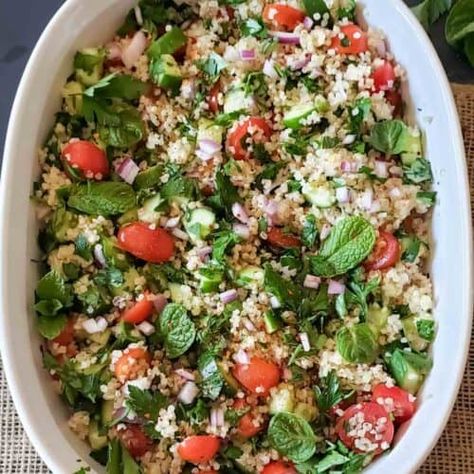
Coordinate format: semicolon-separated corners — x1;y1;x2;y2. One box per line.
0;0;472;473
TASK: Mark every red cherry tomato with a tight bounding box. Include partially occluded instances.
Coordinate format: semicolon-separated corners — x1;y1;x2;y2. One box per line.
372;384;416;423
266;228;301;249
227;117;272;161
178;435;221;464
117;222;174;264
336;402;394;455
233;399;264;438
263;4;305;31
117;424;153;459
386;89;403;116
114;347;151;380
331;24;368;55
261;461;297;474
62;140;109;180
199;471;218;474
365;230;401;271
53;318;75;346
372;61;396;92
122;297;154;324
232;357;280;397
208;81;221;114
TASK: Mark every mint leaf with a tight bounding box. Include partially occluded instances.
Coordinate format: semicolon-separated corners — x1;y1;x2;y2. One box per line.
346;277;380;321
36;270;73;306
198;352;224;400
67;182;136;216
208;168;241;217
125;386;168;419
403;158;433;184
212;229;240;262
37;314;67;340
303;0;329;18
336;323;378;364
86;74;148;100
416;191;436;207
268;412;317;463
301;214;318;248
34;299;64;317
369;120;409;154
309;217;376;278
159;304;196;358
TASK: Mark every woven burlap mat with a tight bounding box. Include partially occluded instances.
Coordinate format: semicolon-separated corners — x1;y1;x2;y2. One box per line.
0;84;473;474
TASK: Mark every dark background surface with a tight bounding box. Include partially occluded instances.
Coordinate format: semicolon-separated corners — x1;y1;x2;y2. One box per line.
0;0;473;158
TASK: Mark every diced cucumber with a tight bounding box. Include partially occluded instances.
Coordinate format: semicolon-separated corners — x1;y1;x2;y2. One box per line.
51;207;78;243
302;182;336;208
367;304;389;336
197;118;224;145
264;310;283;334
218;362;240;396
223;89;256;114
184;208;216;243
101;400;115;427
402;314;433;352
169;283;192;304
122;445;141;474
387;349;432;394
148;27;187;57
150;54;182;93
88;419;108;451
89;328;111;347
102;237;129;271
198;265;225;293
400;129;423;165
62;81;84;115
236;266;264;288
139;194;165;223
117;209;138;226
294;402;318;422
74;48;105;86
269;384;295;414
283;104;318;130
400;235;422;263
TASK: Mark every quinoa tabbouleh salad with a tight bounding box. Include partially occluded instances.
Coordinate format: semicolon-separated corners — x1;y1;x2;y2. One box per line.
33;0;437;472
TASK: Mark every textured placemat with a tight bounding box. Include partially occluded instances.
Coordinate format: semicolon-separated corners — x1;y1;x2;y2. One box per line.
0;84;473;474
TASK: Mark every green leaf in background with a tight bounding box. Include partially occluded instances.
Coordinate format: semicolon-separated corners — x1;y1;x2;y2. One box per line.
464;34;474;65
412;0;452;29
446;0;474;44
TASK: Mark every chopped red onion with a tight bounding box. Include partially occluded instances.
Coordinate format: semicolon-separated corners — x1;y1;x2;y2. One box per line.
210;407;217;427
181;79;197;100
264;199;279;221
299;332;311;352
374;160;389;178
303;16;314;30
336;186;350;203
220;289;238;304
107;42;122;61
342;134;356;145
93;244;107;268
196;246;212;260
240;49;256;60
82;317;107;334
137;321;155;336
263;59;278;79
360;189;374;210
172;228;189;241
233;223;250;240
195;149;215;162
389;187;401;198
175;368;195;381
328;280;346;295
282;367;292;381
134;5;143;25
303;274;321;289
224;45;240;63
269;31;301;45
117;157;140;185
164;216;180;229
232;202;249;223
390;165;403;177
340;160;359;173
210;407;224;427
373;37;387;57
178;381;199;405
122;31;147;69
233;349;250;365
216;407;225;427
270;295;281;309
288;54;311;71
152;294;167;314
370;200;382;213
243;319;256;332
320;223;331;240
198;138;221;156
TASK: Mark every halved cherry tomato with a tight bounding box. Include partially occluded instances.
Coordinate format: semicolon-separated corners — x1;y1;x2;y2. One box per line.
227;117;272;161
372;61;396;92
199;471;218;474
233;399;264;438
331;24;368;55
372;384;416;423
178;435;221;464
122;297;154;324
114;347;151;380
336;402;394;455
266;228;301;249
117;222;174;263
261;461;297;474
232;357;280;397
365;230;400;271
53;317;75;346
62;140;109;180
208;81;221;114
117;424;153;459
263;4;305;31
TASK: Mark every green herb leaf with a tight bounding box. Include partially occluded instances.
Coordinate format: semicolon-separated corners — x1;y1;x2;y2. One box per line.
212;229;240;262
240;17;268;38
134;165;164;191
148;27;188;58
416;319;435;341
446;0;474;45
176;399;210;425
74;49;105;74
416;191;436;207
303;0;329;19
309;217;376;278
198;52;227;81
34;299;64;317
84;73;147;100
349;98;371;134
160;173;199;202
315;371;354;412
403;158;433;184
159;303;196;358
268;412;317;463
209;167;241;217
198;352;224;400
302;214;318;248
67;182;136;216
369;120;409;155
37;314;67;340
336;323;379;364
346;277;380;321
36;270;73;306
125;386;168;420
264;264;302;311
106;439;121;474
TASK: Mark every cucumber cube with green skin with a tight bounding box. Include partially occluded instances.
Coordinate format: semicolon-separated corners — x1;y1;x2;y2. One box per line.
264;310;283;334
269;384;295;414
62;81;84;115
400;129;423;165
236;266;264;288
199;266;225;293
139;193;165;224
387;349;432;394
150;54;182;93
302;182;336;208
223;89;256;114
101;399;115;427
197;118;224;144
102;237;129;271
74;48;105;86
147;27;187;58
283;96;329;130
184;208;216;243
88;419;108;451
367;304;390;336
402;314;433;352
168;283;192;304
218;362;240;396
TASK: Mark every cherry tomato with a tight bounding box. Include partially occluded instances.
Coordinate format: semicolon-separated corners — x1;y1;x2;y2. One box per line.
122;297;154;324
336;402;394;455
199;471;218;474
233;399;264;438
178;435;221;464
53;318;75;346
227;117;272;161
386;89;403;116
62;140;109;180
365;231;401;271
114;347;151;380
232;357;280;397
261;461;297;474
372;384;416;423
266;228;301;249
263;4;305;31
117;222;174;263
331;24;368;55
208;81;221;114
117;425;153;459
372;61;396;92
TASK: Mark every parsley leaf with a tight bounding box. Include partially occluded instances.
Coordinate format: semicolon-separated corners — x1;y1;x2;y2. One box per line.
314;371;354;412
264;264;302;311
125;386;168;420
208;167;241;217
198;52;227;81
301;214;318;248
412;0;452;29
240;17;268;38
212;229;240;262
403;157;433;184
417;319;435;341
345;276;380;321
